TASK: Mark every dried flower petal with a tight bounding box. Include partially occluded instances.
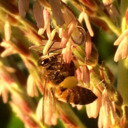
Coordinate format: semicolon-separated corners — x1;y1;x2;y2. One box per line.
98;89;119;128
1;47;16;57
98;105;105;128
102;0;113;5
18;0;29;17
10;102;38;128
0;69;14;84
62;41;72;63
48;0;64;26
76;105;83;110
91;18;110;32
98;101;111;127
12;94;32;114
44;95;58;125
114;37;128;62
0;85;8;103
62;5;76;26
106;4;120;24
125;9;128;26
75;68;82;81
86;87;101;118
85;32;92;60
79;0;97;11
33;1;44;28
120;116;127;128
27;75;38;97
75;65;90;85
4;66;16;73
4;20;11;41
60;21;77;47
82;65;90;84
1;40;30;57
59;111;78;128
36;98;43;121
114;29;128;46
83;12;94;37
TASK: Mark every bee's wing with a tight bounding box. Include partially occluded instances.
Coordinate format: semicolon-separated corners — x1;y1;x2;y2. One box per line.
29;41;61;54
29;44;45;52
55;86;97;105
43;85;58;125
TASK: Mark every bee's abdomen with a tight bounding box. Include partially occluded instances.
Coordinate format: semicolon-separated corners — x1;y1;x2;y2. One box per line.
55;86;97;105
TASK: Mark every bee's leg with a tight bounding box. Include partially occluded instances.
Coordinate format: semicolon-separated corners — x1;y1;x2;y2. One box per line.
50;88;56;105
42;80;47;125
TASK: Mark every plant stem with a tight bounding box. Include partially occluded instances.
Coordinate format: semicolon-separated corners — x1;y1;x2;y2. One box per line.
120;0;128;32
118;58;128;105
120;0;128;19
117;0;128;105
98;11;121;36
31;113;46;128
57;102;87;128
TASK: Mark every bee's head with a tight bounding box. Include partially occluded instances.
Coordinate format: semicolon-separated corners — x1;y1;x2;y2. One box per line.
38;57;51;68
38;53;59;67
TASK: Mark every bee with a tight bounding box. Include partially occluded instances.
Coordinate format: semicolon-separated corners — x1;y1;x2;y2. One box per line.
38;53;97;125
38;53;97;105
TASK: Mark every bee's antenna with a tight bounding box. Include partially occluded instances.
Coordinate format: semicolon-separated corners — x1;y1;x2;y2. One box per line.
47;41;56;52
47;41;63;55
48;48;63;54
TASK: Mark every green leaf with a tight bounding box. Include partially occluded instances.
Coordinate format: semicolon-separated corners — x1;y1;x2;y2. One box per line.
7;113;24;128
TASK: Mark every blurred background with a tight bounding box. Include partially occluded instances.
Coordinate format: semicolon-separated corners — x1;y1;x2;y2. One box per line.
0;29;117;128
0;0;119;127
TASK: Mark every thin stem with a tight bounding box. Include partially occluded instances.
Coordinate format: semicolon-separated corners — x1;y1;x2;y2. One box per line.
118;59;128;105
120;0;128;32
117;0;128;105
120;0;128;19
57;102;87;128
31;113;46;128
97;11;121;36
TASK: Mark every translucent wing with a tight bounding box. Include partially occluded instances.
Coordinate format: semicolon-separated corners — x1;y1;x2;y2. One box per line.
55;86;97;105
43;83;58;125
29;41;61;55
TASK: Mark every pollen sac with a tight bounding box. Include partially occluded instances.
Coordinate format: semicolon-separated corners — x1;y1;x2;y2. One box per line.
55;86;97;105
33;1;44;28
86;44;98;66
18;0;29;18
71;26;86;45
48;0;65;26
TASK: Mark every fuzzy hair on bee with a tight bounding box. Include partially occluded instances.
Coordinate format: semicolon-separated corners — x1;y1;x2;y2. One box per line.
38;53;97;105
38;53;97;125
38;53;76;85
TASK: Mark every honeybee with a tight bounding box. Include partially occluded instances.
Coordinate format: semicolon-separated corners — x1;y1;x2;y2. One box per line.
38;53;97;106
38;53;97;124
